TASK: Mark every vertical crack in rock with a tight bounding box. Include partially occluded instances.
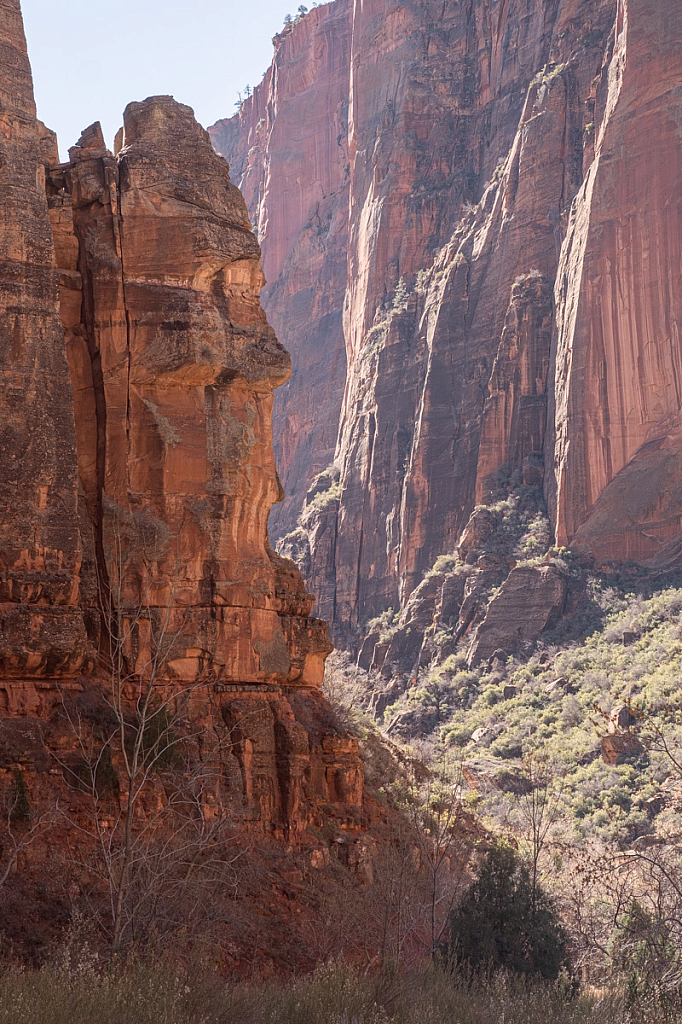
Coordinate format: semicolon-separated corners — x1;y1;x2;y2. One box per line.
0;0;366;847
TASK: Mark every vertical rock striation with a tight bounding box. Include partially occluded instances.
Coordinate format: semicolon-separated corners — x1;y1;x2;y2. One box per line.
0;0;90;688
549;0;682;562
214;0;622;634
41;95;362;832
0;0;365;844
211;2;352;542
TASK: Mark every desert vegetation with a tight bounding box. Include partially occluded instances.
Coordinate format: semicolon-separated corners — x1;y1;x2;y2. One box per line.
0;955;631;1024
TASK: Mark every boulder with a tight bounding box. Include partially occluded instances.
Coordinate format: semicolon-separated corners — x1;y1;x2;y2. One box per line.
468;565;567;667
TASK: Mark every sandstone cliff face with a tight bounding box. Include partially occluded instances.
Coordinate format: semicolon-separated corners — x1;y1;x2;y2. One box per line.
0;0;90;688
211;2;352;543
214;0;620;637
549;0;682;562
216;0;682;651
0;0;366;863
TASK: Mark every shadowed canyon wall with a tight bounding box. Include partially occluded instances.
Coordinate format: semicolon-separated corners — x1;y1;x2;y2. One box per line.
0;0;90;685
213;0;682;640
0;0;365;864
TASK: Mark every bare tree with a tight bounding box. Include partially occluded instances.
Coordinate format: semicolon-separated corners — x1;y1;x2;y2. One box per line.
0;770;56;888
54;522;247;955
515;751;566;900
406;759;469;956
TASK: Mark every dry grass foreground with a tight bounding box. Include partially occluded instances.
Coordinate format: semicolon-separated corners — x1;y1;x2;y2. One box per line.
0;959;634;1024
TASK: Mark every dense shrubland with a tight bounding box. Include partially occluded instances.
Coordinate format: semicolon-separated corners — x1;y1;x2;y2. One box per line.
382;582;682;843
322;512;682;1018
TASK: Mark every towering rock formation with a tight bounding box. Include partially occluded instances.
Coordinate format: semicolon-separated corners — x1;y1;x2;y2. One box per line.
0;0;364;849
212;0;620;633
211;4;352;543
0;0;90;689
215;0;682;647
549;0;682;562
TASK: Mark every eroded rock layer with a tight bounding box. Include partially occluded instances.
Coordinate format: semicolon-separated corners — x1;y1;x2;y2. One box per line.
0;0;365;852
0;0;90;684
215;0;682;646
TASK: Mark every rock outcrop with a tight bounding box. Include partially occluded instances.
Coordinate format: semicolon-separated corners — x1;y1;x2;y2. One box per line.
0;0;90;686
214;0;682;665
0;0;366;870
466;564;567;667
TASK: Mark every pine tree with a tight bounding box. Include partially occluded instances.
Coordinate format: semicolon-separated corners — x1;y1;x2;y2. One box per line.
444;843;568;980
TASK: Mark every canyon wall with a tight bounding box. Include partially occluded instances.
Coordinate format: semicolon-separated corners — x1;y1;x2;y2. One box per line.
0;0;91;686
0;0;366;880
549;0;682;561
211;2;352;544
214;0;682;641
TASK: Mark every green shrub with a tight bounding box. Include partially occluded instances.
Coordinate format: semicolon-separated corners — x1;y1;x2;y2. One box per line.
445;844;569;981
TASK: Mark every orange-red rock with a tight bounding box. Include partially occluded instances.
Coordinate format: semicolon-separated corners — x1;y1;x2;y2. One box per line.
0;0;90;685
0;0;365;855
215;0;618;633
549;0;682;563
218;0;682;634
211;2;352;543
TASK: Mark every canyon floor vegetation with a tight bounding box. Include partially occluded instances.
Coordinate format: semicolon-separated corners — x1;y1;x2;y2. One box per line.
321;544;682;1020
0;957;634;1024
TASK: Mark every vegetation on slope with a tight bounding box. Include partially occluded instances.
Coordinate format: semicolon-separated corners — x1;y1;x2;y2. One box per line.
382;573;682;844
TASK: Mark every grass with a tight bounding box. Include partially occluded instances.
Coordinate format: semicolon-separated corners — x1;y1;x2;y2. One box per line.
0;959;627;1024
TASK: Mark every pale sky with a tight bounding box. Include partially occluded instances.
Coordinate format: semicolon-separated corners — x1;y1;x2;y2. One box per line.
22;0;297;159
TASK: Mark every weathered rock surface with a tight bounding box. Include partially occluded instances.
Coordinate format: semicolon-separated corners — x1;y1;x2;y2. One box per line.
462;757;530;795
48;98;334;697
216;0;682;677
215;0;622;637
466;564;567;667
211;3;352;543
549;0;682;562
0;0;90;683
0;0;367;875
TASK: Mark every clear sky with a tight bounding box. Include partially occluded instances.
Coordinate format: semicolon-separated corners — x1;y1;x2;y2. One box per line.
22;0;297;159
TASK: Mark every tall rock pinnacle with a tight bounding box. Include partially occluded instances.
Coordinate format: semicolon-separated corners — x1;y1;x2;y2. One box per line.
0;0;364;843
0;0;89;682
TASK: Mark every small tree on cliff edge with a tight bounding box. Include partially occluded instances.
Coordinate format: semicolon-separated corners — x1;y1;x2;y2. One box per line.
445;843;568;980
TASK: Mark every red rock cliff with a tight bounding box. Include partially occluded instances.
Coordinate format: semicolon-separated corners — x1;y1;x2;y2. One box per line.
211;2;352;546
0;0;90;687
548;0;682;563
0;0;365;867
213;0;632;633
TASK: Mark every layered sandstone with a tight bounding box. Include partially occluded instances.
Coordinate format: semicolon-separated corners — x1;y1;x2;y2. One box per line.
0;0;90;687
0;0;366;862
40;94;362;833
214;0;618;635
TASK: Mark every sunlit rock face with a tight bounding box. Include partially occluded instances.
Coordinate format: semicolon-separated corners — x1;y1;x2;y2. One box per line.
48;97;328;692
549;0;682;564
216;0;682;636
0;0;365;842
